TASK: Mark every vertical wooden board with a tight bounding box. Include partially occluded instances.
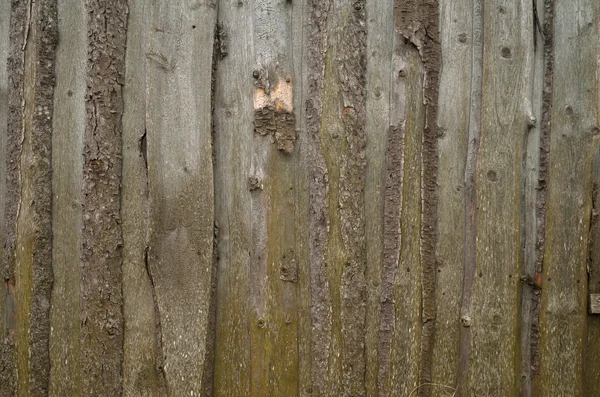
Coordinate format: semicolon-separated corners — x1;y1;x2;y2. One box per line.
80;1;127;395
539;1;600;395
0;0;9;353
387;41;424;396
316;0;368;394
121;1;166;396
145;1;216;395
468;1;533;395
432;0;471;393
363;0;394;394
249;0;299;394
212;0;253;395
586;144;600;395
291;1;312;395
49;0;86;394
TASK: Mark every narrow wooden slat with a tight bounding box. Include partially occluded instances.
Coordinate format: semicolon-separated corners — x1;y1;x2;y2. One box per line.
145;2;216;395
363;0;394;394
539;1;600;395
212;0;253;394
466;1;534;395
386;39;424;396
80;1;127;395
432;0;471;393
48;0;86;394
121;1;166;396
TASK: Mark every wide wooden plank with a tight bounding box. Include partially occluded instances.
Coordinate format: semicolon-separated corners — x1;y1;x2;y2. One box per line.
48;0;86;394
363;0;394;394
539;1;600;395
466;1;533;395
432;0;471;394
145;2;216;395
212;0;253;394
121;1;167;396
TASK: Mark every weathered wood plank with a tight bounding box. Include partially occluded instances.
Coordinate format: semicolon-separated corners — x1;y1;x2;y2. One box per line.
121;1;167;396
212;0;253;394
519;0;547;394
81;0;127;395
0;0;12;394
539;1;600;395
385;39;424;396
432;0;471;393
466;1;533;395
291;0;312;395
48;0;86;394
306;0;369;395
1;1;58;395
0;0;10;358
145;1;216;395
363;0;394;394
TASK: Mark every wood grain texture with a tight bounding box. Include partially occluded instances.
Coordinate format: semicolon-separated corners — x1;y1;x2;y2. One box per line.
432;0;471;393
212;0;253;394
145;1;216;395
121;1;166;396
49;0;86;394
465;1;534;395
363;0;394;394
539;1;600;395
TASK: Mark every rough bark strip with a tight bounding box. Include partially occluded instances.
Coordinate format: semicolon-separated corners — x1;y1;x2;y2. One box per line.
49;0;86;394
363;0;394;394
457;0;483;394
394;2;440;395
0;1;27;394
0;0;11;392
81;0;127;395
212;0;253;394
431;0;471;392
305;0;332;395
145;1;216;395
530;0;553;387
378;124;404;396
538;0;600;394
2;1;57;395
121;0;167;395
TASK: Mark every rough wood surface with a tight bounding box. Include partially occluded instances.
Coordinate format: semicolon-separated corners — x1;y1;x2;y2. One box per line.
212;0;253;394
48;0;86;394
80;0;127;395
363;0;394;394
121;1;166;396
432;0;471;394
539;1;600;395
145;1;216;395
465;1;534;395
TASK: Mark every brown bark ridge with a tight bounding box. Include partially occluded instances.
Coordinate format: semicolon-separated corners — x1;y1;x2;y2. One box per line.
394;1;440;396
81;0;127;395
2;0;57;395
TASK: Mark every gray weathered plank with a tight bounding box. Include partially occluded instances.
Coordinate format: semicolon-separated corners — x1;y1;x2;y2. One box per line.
363;0;394;394
145;1;216;395
212;0;253;395
539;1;600;395
48;0;86;394
466;1;533;395
432;0;471;394
121;1;166;396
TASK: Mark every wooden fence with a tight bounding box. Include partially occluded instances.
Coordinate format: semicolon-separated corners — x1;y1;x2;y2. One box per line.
1;0;599;396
